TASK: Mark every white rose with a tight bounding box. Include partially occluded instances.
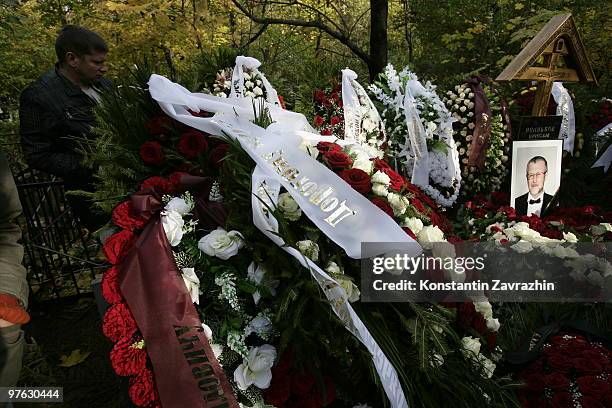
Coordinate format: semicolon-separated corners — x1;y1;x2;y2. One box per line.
198;228;244;260
244;80;254;88
486;318;500;332
325;261;342;275
245;315;273;337
181;267;201;304
474;301;493;319
337;276;360;302
243;72;251;80
371;170;391;186
372;183;389;197
461;336;481;358
253;86;264;96
277;192;302;221
247;262;278;304
352;157;374;174
416;225;445;249
426;121;437;133
201;323;213;341
234;345;277;390
387;192;409;216
296;240;319;261
562;232;578;243
161;210;184;246
362;117;377;132
402;217;424;235
511;240;533;253
165;197;191;216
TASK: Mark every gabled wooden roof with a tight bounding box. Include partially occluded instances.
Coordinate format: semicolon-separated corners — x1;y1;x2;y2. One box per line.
496;13;596;84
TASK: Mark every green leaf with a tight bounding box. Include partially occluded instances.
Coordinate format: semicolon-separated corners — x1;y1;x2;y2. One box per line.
58;349;91;367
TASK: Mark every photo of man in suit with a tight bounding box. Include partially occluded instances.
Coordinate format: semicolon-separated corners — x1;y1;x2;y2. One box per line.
514;156;553;216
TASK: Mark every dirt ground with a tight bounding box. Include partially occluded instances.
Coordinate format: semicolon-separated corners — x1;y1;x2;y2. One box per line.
16;296;134;408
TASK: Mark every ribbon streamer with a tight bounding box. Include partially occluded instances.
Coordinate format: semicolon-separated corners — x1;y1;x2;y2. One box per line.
551;82;575;154
402;84;430;187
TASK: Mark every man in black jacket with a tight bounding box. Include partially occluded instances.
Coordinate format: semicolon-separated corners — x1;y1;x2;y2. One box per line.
19;25;111;231
514;156;553;217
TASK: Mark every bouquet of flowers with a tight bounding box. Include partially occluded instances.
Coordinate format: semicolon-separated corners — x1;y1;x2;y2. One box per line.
369;64;461;207
516;332;612;408
442;78;511;196
213;66;268;101
312;84;344;137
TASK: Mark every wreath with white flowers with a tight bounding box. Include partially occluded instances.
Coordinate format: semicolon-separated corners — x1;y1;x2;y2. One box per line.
443;79;511;196
369;64;461;207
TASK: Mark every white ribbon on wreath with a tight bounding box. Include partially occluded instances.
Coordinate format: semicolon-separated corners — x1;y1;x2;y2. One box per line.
341;68;387;151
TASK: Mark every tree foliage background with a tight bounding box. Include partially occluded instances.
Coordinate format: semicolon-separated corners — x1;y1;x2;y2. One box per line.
0;0;610;141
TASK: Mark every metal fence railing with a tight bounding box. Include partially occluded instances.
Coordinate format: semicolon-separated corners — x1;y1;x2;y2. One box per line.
11;165;105;301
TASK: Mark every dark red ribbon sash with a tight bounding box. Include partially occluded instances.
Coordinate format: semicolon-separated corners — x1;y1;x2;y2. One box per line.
118;192;238;408
465;76;493;170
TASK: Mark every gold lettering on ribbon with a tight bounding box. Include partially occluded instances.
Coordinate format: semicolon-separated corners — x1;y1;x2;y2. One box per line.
266;151;357;227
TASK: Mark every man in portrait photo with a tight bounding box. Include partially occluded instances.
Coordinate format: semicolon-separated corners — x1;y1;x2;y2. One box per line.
514;156;553;217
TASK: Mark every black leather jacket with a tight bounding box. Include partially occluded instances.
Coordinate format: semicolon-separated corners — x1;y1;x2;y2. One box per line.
19;66;112;188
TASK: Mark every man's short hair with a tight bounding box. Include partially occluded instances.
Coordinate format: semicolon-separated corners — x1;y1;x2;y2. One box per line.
526;156;548;172
55;25;108;65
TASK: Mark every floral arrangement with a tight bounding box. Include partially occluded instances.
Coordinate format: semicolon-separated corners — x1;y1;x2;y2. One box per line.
84;64;520;408
213;66;268;100
516;332;612;408
312;84;344;136
442;79;511;196
368;64;461;207
588;98;612;132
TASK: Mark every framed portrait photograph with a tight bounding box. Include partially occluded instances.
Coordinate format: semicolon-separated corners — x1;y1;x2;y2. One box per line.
511;140;563;217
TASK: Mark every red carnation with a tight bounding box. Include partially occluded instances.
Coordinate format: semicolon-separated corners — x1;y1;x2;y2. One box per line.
411;198;426;214
339;168;371;194
379;168;404;191
103;230;136;265
140;176;175;194
472;313;488;334
313;115;325;128
543;373;570;390
329;116;341;126
264;374;291;406
128;368;159;407
110;336;147;376
498;205;516;220
177;130;208;159
316;142;341;154
457;302;476;327
323;151;352;169
546;353;574;372
551;392;573;408
321;129;332;136
211;143;230;168
102;302;138;343
112;201;147;231
370;197;394;218
139;141;165;166
168;171;188;187
577;375;610;397
102;266;122;304
314;90;325;104
144;116;172;136
291;371;316;396
372;158;392;171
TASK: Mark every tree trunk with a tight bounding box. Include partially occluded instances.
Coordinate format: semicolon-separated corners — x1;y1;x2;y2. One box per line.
369;0;388;81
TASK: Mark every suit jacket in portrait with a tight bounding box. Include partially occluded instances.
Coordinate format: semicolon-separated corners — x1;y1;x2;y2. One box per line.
514;192;553;216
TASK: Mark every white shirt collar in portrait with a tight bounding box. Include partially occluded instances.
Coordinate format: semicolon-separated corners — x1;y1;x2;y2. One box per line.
527;192;544;217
